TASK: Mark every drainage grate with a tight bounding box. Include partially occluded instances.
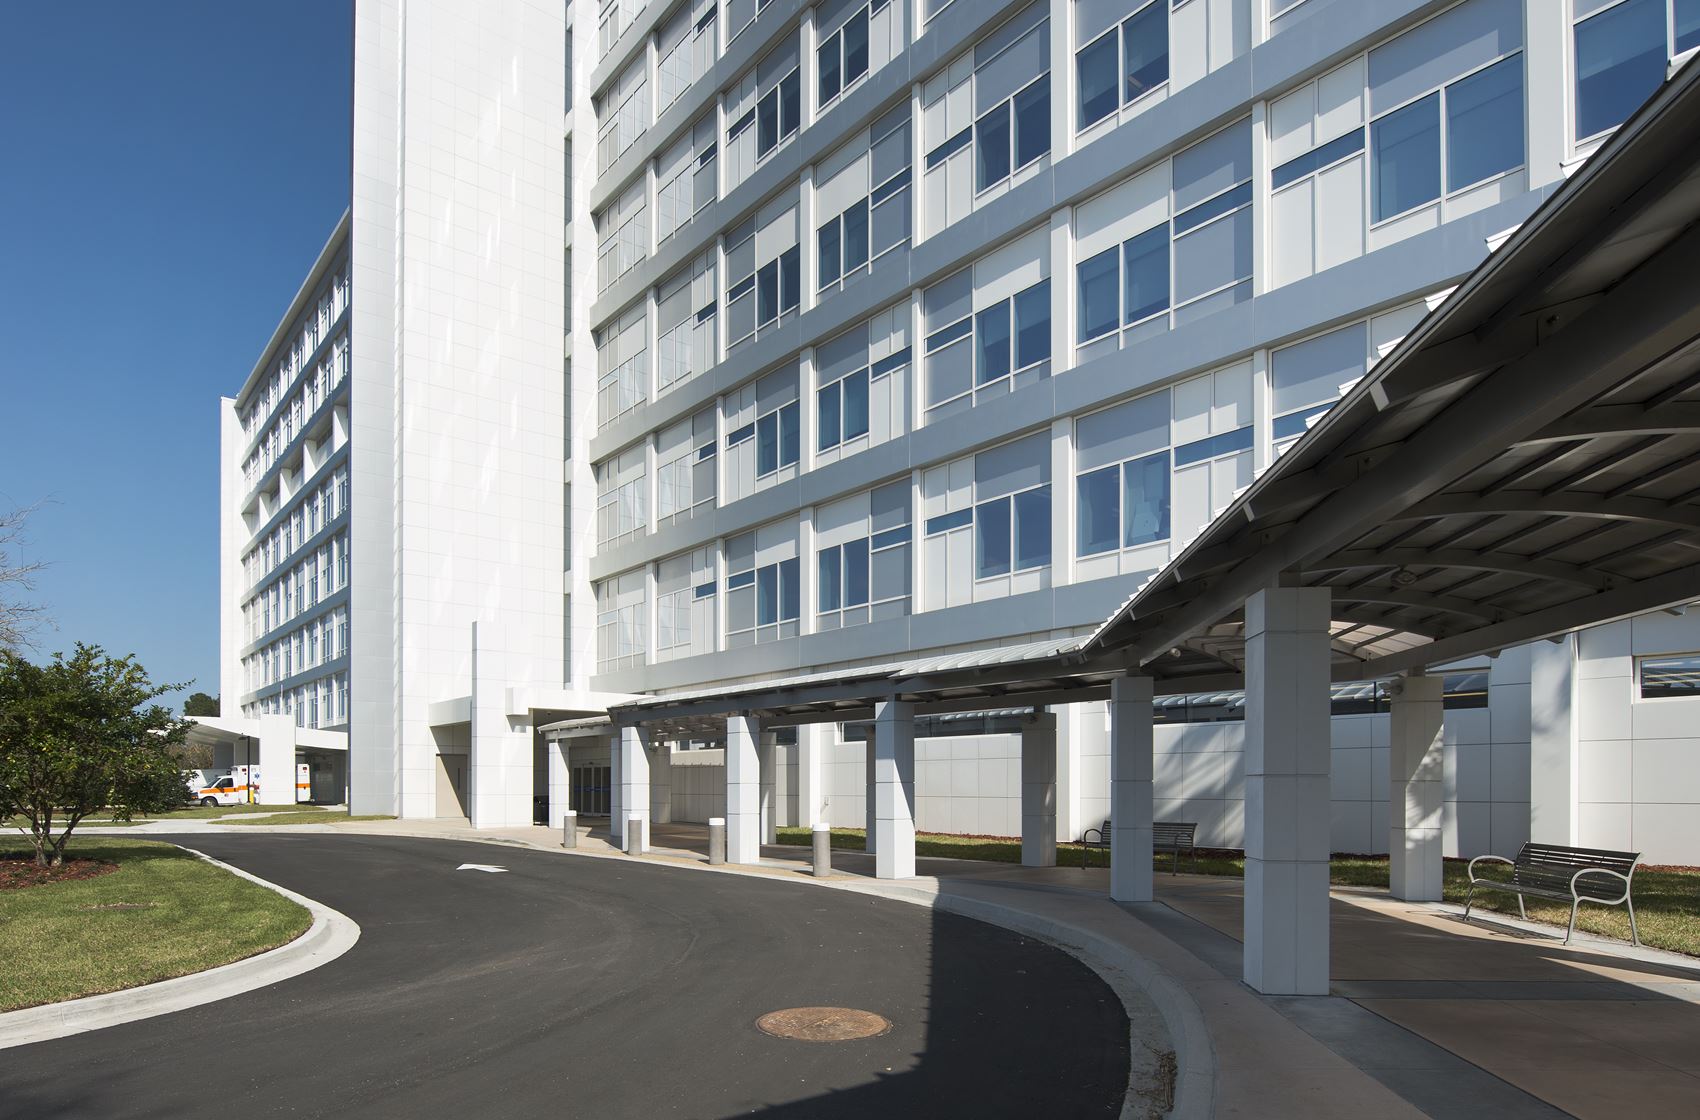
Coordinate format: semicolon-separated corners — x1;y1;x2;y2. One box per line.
756;1007;892;1042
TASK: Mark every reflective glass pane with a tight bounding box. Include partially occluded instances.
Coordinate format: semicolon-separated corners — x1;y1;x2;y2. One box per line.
756;564;778;625
1371;92;1440;222
1013;75;1050;169
1122;0;1169;103
1077;33;1118;128
779;400;799;466
843;199;869;272
757;411;778;474
818;546;842;611
977;301;1012;385
1123;225;1169;324
1123;450;1169;546
1680;0;1700;52
975;497;1012;578
1574;0;1666;140
843;367;869;439
975;102;1012;190
844;9;870;83
844;537;870;607
1076;247;1119;342
818;220;841;288
1446;55;1524;191
1014;485;1052;570
780;557;799;621
1013;279;1051;369
1075;466;1120;556
817;382;841;450
1641;653;1700;697
818;36;842;104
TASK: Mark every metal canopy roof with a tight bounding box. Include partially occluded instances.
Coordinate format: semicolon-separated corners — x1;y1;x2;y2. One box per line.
1081;56;1700;687
603;58;1700;734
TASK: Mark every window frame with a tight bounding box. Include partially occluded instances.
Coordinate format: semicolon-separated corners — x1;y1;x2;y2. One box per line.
1074;0;1169;133
817;4;872;112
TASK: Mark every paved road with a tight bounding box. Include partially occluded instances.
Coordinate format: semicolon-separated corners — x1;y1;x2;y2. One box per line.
3;834;1131;1119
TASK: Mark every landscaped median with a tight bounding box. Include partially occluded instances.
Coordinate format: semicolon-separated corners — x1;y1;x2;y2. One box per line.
775;827;1700;957
0;838;311;1012
224;811;392;826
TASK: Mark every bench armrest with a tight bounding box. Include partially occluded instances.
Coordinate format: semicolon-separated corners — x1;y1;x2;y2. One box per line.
1081;827;1106;844
1571;867;1633;904
1468;854;1514;882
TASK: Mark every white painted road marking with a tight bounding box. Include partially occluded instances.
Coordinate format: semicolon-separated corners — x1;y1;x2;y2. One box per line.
456;863;508;873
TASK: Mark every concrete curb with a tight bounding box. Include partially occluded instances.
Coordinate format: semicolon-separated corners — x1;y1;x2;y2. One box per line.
0;845;361;1051
339;826;1211;1120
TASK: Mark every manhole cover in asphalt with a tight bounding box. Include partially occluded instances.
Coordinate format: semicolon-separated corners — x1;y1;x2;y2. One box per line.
757;1007;892;1042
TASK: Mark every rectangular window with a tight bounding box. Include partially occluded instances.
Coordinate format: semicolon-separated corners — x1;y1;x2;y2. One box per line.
818;6;870;107
1076;248;1119;342
1371;92;1441;222
1574;0;1667;141
817;367;869;451
1640;652;1700;698
1076;0;1167;130
1445;54;1524;192
756;401;800;476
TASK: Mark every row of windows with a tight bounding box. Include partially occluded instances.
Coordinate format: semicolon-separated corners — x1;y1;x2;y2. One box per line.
243;468;349;589
248;671;349;729
245;607;350;697
239;267;349;444
247;530;350;642
241;335;349;491
589;300;1419;670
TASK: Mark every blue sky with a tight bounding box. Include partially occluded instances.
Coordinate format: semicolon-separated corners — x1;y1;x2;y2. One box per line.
0;1;352;708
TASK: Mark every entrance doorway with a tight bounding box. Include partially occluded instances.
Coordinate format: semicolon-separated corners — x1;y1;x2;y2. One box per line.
570;763;611;816
435;753;468;818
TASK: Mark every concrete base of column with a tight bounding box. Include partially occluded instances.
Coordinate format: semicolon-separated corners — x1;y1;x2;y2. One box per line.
1109;675;1154;903
873;701;916;879
726;715;761;864
759;733;776;846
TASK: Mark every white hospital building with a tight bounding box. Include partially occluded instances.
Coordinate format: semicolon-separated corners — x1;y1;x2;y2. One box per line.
214;0;1700;878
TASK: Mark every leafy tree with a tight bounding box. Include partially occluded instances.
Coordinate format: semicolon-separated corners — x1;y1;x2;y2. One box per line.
183;692;220;717
0;644;190;866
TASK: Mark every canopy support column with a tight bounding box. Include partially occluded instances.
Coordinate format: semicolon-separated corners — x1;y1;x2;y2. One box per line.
758;731;777;845
616;725;651;853
873;700;916;879
1244;585;1333;995
726;714;762;864
1021;709;1058;868
1389;673;1444;901
1110;674;1154;902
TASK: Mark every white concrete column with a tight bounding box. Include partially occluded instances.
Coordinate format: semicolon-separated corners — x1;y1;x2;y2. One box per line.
547;738;571;829
1109;675;1155;902
650;740;674;825
1244;585;1333;996
863;737;876;853
470;621;531;829
256;714;296;805
758;731;777;845
1021;710;1058;867
873;700;916;879
609;731;625;845
1389;673;1444;902
618;725;652;852
797;723;826;827
1530;634;1579;847
726;713;762;863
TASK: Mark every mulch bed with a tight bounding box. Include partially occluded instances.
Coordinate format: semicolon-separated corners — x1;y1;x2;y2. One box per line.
0;854;119;890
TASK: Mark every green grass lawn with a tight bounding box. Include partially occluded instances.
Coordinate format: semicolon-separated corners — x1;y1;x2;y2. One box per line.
0;838;311;1012
776;828;1700;956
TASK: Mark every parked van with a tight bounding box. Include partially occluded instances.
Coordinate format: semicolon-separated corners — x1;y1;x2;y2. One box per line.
190;770;254;807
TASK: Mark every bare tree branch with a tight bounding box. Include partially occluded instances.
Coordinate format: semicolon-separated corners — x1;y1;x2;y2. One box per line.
0;503;49;653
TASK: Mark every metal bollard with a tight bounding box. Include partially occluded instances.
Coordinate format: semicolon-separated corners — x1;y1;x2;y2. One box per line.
812;821;832;878
708;817;727;865
562;809;578;849
625;814;646;855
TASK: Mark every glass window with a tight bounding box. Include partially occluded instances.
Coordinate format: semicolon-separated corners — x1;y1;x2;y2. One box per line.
1013;76;1050;169
819;220;841;287
1122;225;1169;324
1575;0;1667;140
1680;0;1700;51
1446;55;1524;191
818;381;842;451
1014;486;1050;570
819;33;842;104
1013;279;1051;369
1122;451;1169;547
1371;92;1441;222
843;368;869;440
844;9;870;83
844;538;870;607
1122;0;1168;103
818;546;842;611
976;103;1012;191
975;497;1012;578
1077;465;1120;556
843;199;869;272
1640;653;1700;697
1077;31;1118;128
1076;248;1119;342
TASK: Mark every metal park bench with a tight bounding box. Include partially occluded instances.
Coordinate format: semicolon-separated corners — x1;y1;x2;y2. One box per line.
1080;819;1198;873
1464;841;1642;945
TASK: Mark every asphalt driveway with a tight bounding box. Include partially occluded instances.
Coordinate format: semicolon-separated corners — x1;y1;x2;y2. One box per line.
1;834;1131;1119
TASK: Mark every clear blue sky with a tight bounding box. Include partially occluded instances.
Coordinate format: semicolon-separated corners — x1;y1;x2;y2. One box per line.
0;1;352;709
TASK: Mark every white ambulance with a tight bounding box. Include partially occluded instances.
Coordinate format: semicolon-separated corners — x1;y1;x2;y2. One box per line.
190;771;253;807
